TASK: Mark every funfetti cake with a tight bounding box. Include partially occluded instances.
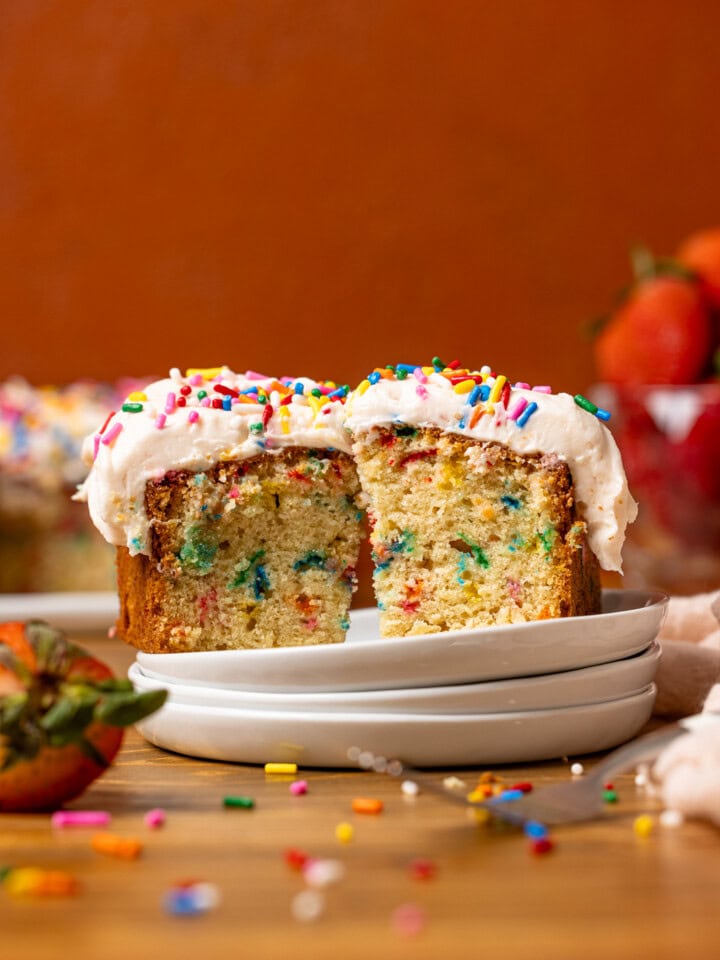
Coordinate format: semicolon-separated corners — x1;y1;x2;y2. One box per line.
345;358;638;636
77;367;364;652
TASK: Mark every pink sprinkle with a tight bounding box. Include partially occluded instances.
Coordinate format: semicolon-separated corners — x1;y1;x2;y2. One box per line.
165;392;176;413
93;434;101;459
102;422;123;446
201;397;211;407
144;808;166;829
189;373;203;386
514;381;531;390
229;486;240;499
245;370;272;381
155;414;167;429
413;367;428;383
51;810;111;828
532;385;552;394
188;410;200;424
391;903;426;937
508;397;528;421
289;781;308;796
415;385;428;400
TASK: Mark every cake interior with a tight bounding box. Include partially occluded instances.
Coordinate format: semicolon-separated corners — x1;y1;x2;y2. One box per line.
352;425;600;636
117;448;364;652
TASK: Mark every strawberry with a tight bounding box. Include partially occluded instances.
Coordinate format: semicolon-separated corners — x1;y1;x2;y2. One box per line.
677;227;720;311
595;272;712;385
0;620;166;812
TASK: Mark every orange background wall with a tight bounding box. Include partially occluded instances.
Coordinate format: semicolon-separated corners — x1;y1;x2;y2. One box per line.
2;1;720;392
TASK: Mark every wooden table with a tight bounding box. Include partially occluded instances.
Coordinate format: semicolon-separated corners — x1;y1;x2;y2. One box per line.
3;634;719;960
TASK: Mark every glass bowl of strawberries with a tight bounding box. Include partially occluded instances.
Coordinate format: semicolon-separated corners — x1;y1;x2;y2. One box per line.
590;228;720;595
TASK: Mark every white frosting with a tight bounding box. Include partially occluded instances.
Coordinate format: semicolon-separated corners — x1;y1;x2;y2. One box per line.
345;372;637;572
76;367;351;555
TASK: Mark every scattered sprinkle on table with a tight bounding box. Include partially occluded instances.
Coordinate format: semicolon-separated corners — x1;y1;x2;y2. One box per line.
223;795;255;809
401;780;419;797
351;797;384;814
51;810;111;828
163;881;220;917
144;808;166;828
602;789;618;804
335;822;354;844
634;815;655;838
409;858;437;881
3;867;80;897
291;889;325;922
91;833;142;860
391;903;426;937
529;837;555;855
660;809;684;828
571;762;584;776
289;780;308;796
265;762;297;774
303;858;345;888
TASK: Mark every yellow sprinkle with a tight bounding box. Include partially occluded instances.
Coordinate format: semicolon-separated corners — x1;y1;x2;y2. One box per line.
307;395;324;416
469;807;491;825
633;814;655;838
279;405;290;416
356;379;371;396
335;822;354;844
281;420;290;435
452;379;475;394
265;762;297;774
4;868;46;896
127;391;147;402
488;375;507;404
185;367;224;380
466;789;485;803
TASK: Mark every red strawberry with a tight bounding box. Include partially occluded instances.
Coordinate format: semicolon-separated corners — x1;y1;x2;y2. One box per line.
595;276;712;385
0;620;166;812
677;227;720;311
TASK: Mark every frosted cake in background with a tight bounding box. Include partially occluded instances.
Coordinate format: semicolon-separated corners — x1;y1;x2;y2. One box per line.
0;377;149;592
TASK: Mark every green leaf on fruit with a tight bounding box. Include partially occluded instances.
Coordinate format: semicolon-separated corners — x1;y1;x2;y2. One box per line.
95;688;168;727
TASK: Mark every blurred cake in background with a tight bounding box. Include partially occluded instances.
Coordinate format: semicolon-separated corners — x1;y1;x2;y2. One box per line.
0;376;150;592
590;227;720;594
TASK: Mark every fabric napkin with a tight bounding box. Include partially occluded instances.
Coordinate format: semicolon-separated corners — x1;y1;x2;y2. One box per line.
650;590;720;826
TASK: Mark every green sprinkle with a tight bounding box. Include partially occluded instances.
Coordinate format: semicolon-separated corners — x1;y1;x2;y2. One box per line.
538;526;556;555
230;549;266;588
432;356;445;370
311;388;322;398
455;533;489;568
250;422;264;434
197;390;207;400
257;394;267;404
0;866;12;882
396;368;408;380
602;789;618;804
178;528;218;572
122;402;143;413
294;550;327;572
574;394;598;415
223;795;255;809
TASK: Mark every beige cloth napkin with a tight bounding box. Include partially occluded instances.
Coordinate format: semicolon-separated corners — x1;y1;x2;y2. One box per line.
650;590;720;826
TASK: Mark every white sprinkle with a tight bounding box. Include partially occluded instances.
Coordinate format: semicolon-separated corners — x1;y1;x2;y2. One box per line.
191;882;221;911
372;755;388;773
443;776;467;791
570;762;584;776
387;760;404;777
401;780;419;798
659;809;684;828
291;889;325;922
303;858;346;888
357;751;375;770
346;746;361;762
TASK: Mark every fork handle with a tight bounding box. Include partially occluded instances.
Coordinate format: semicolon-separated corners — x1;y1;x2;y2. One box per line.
586;712;719;784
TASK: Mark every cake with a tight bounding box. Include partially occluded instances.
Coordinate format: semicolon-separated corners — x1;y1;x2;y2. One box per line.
77;367;364;652
0;377;146;593
345;359;637;636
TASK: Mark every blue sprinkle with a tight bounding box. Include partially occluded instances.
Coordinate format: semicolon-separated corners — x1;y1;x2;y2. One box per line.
396;363;419;373
596;407;611;422
479;384;491;401
368;371;381;384
488;789;525;804
222;395;232;411
327;386;347;398
241;386;259;395
516;401;538;428
468;385;482;406
294;382;305;395
523;820;549;839
501;495;521;510
458;417;466;429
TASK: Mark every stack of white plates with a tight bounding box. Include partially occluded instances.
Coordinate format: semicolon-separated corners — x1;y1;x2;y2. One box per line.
132;589;666;767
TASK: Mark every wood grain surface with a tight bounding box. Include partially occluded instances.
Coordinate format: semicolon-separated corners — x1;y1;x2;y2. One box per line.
2;635;719;960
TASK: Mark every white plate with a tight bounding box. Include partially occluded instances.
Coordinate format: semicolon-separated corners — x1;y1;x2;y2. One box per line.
129;642;660;714
136;590;667;693
0;592;118;631
134;685;657;767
